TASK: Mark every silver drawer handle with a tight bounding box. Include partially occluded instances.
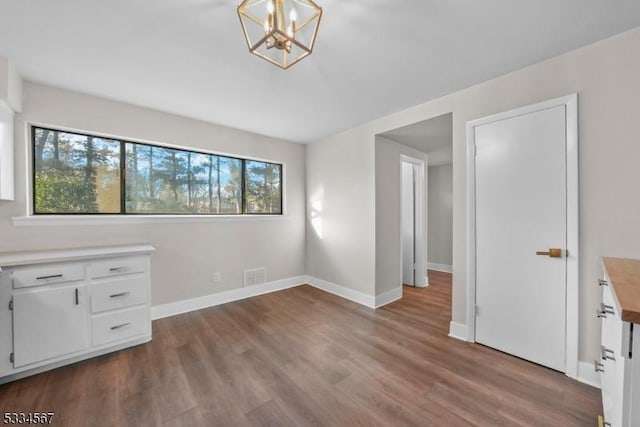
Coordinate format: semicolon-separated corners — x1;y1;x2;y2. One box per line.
109;292;131;298
601;302;615;315
110;323;131;330
109;266;131;273
596;309;607;319
601;346;616;361
594;360;605;373
36;274;63;280
598;279;609;287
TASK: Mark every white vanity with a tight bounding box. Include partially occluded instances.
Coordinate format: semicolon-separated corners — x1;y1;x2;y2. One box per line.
597;257;640;427
0;244;154;383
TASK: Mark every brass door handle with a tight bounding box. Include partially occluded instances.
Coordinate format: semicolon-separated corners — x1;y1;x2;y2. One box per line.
536;248;563;258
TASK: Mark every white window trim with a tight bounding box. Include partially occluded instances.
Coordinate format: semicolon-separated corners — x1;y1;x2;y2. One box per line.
21;121;288;224
12;214;289;227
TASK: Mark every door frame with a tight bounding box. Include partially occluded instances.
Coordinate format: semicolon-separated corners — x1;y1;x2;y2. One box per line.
400;154;428;288
465;94;579;379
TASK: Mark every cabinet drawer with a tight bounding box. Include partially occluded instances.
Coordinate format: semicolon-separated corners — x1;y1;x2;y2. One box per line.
87;256;146;279
600;355;627;427
91;306;148;347
90;276;147;314
12;263;84;289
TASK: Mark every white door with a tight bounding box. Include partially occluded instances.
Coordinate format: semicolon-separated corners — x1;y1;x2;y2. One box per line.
13;283;89;367
474;105;567;371
402;162;416;285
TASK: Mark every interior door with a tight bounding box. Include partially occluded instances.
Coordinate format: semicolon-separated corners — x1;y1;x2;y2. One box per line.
474;105;567;371
402;162;415;285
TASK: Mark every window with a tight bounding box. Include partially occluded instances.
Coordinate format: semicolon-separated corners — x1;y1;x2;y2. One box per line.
32;127;283;215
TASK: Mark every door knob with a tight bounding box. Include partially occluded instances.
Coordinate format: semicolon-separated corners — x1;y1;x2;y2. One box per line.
535;248;563;258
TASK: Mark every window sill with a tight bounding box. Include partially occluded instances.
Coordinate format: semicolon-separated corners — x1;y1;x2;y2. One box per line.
12;214;288;227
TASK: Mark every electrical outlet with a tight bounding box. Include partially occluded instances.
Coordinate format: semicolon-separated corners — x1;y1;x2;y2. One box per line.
212;272;222;283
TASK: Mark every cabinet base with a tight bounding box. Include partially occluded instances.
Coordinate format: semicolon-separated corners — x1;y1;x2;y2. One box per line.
0;335;151;385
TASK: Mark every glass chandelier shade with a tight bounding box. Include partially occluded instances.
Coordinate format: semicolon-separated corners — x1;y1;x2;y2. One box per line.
237;0;322;69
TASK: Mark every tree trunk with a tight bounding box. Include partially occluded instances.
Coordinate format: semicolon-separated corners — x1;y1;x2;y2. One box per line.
208;157;214;213
149;147;155;198
34;129;50;171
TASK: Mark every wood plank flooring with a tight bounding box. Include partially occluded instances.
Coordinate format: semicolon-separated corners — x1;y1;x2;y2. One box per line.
0;271;601;426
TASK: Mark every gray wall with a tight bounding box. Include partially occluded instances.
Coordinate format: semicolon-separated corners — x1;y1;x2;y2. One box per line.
428;164;453;268
306;26;640;364
1;82;306;307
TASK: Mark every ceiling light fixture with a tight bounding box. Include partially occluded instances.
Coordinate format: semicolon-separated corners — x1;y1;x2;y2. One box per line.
237;0;322;69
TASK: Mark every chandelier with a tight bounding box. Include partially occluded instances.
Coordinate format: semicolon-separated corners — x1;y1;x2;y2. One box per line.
237;0;322;69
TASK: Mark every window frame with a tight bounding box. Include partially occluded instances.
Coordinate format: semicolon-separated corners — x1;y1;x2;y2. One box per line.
29;124;284;217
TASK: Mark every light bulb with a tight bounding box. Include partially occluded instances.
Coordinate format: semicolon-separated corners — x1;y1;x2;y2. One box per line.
289;8;297;22
267;0;274;14
264;18;270;33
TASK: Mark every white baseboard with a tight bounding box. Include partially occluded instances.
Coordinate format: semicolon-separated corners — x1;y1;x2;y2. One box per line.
576;360;601;389
375;286;402;308
151;276;306;320
304;275;376;308
428;262;452;273
448;321;469;341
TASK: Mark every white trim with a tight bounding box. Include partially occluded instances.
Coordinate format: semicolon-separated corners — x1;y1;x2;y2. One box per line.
427;262;452;273
305;276;376;308
12;214;289;227
577;361;601;389
448;321;469;341
151;275;306;320
375;286;402;308
465;94;579;379
400;154;427;287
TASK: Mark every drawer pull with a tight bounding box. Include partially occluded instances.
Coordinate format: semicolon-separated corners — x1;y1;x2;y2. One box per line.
594;361;605;372
110;322;132;330
109;266;131;273
109;292;131;298
600;302;615;315
36;274;63;280
596;309;607;319
601;346;616;361
598;279;609;287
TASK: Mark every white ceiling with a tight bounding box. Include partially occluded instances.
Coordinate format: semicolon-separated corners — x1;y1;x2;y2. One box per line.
381;113;453;166
1;1;640;143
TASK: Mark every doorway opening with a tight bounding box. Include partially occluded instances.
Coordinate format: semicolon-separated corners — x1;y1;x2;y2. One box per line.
375;112;453;306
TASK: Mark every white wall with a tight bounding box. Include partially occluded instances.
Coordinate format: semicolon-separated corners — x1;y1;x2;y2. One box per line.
306;128;376;294
428;164;453;268
306;26;640;363
0;82;306;306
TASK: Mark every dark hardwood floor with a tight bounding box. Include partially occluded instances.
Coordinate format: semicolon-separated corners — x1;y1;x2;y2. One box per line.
0;271;601;426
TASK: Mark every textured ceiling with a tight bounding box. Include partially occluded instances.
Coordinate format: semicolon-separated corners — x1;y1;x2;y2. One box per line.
1;0;640;142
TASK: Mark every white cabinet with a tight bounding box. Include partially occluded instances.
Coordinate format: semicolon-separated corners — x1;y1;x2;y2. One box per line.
598;258;640;427
13;283;89;367
0;245;154;383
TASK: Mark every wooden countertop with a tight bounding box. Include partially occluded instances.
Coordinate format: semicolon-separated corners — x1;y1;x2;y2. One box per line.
603;257;640;324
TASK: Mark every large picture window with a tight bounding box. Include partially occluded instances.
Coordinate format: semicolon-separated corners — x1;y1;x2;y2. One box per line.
32;127;283;215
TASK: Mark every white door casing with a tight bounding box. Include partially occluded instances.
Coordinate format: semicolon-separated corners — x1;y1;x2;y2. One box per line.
402;162;416;285
465;94;579;378
400;155;427;288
